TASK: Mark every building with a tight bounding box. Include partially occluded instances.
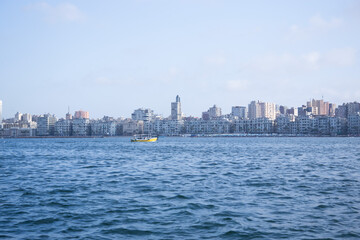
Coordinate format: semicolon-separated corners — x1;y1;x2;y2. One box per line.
171;95;182;120
122;119;144;136
260;102;276;120
90;119;116;136
21;113;32;122
348;113;360;135
307;99;333;116
286;107;298;116
15;112;22;122
36;114;57;136
232;106;247;119
248;101;262;119
131;108;154;122
72;118;90;136
74;110;89;119
208;105;222;119
54;119;72;136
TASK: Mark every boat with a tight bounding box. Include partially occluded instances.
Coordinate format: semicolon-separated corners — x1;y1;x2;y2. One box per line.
131;135;158;142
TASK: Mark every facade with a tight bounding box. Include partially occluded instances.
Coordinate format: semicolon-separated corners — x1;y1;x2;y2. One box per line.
348;113;360;135
72;118;90;136
248;101;262;119
122;119;144;136
36;114;57;136
171;95;182;120
54;119;72;136
208;105;222;119
232;106;247;119
260;102;276;120
233;118;274;134
90;120;116;136
131;108;154;122
184;119;230;134
74;110;89;119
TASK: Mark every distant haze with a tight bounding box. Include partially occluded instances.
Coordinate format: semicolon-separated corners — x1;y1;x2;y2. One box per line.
1;0;359;119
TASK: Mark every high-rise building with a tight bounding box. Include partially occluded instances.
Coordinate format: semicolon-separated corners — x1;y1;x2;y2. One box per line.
307;99;331;116
248;101;276;120
208;105;222;118
171;95;182;120
36;114;57;136
15;112;22;122
248;101;262;119
21;113;32;122
260;102;276;120
232;106;247;119
0;100;2;121
74;110;89;119
132;108;154;122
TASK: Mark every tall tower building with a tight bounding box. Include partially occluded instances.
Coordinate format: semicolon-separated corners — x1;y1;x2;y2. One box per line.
171;95;182;120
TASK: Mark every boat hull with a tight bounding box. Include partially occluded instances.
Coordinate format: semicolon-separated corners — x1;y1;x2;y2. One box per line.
131;137;158;142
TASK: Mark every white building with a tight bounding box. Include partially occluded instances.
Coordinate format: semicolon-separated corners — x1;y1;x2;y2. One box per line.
208;105;222;119
131;108;154;122
90;120;116;136
36;114;57;136
231;106;247;119
72;118;90;136
248;101;262;119
54;119;72;136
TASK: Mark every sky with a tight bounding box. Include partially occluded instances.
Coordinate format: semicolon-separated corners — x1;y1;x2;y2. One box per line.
0;0;359;119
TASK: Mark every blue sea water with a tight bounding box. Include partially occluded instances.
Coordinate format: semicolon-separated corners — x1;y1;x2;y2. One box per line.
0;137;360;239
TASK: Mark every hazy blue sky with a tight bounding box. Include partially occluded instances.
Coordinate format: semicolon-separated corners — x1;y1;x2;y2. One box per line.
1;0;359;119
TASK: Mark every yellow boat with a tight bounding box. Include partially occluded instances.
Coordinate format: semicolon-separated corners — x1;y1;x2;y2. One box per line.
131;135;158;142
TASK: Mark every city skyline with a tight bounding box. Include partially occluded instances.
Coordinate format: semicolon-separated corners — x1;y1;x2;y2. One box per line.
0;96;357;120
1;0;360;118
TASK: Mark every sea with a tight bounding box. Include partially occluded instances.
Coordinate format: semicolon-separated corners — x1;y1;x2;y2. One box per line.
0;137;360;239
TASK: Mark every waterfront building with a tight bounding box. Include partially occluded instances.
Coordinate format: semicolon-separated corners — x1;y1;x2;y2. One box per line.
275;115;292;134
171;95;182;120
54;119;72;136
37;114;57;136
348;113;360;135
90;120;116;136
131;108;154;122
347;102;360;117
231;106;247;119
74;110;89;119
295;116;312;134
233;118;274;134
72;118;90;136
329;117;347;136
122;119;144;136
21;113;32;122
184;119;230;134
